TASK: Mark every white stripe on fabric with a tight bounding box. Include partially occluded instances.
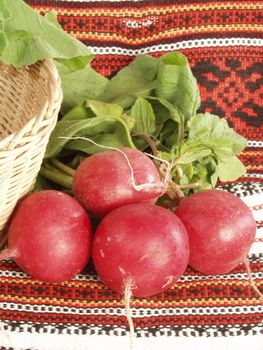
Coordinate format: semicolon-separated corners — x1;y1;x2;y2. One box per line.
247;140;263;147
243;173;263;179
0;302;262;316
89;38;263;56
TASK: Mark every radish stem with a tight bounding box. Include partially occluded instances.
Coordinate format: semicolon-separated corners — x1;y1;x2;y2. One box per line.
50;158;76;177
132;132;159;157
179;182;201;190
39;167;73;189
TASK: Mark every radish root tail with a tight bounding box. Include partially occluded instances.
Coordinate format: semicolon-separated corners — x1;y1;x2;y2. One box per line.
123;278;136;350
243;258;263;299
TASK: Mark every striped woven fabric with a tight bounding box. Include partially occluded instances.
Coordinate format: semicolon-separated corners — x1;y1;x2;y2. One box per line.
0;1;262;349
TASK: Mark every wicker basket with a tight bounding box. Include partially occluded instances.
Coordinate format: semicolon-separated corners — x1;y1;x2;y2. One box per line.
0;59;62;246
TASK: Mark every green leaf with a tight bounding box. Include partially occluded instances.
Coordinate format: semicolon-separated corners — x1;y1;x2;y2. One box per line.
45;117;135;158
174;163;194;186
159;119;178;147
191;160;213;190
156;52;201;119
0;0;11;23
189;113;247;153
81;99;133;132
150;99;171;127
119;96;137;109
182;163;194;182
44;11;61;28
55;56;91;75
0;30;7;54
156;97;182;124
167;112;248;186
159;151;172;163
7;29;32;42
0;0;93;67
63;102;95;120
218;156;246;182
147;96;187;147
59;66;109;115
175;143;212;164
120;113;135;131
207;138;234;161
98;54;158;103
86;99;123;118
131;97;155;134
210;169;219;188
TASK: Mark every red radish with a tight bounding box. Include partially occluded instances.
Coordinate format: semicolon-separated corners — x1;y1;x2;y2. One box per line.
92;203;189;297
0;190;92;283
72;147;164;217
175;189;257;275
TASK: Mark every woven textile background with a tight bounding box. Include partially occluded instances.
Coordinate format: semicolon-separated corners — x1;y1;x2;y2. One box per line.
0;1;262;349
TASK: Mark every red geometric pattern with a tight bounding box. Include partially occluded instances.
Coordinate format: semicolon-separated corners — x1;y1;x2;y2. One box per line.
0;258;262;336
0;1;262;348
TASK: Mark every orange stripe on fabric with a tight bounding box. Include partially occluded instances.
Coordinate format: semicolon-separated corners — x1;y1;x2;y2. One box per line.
34;2;263;17
0;294;261;308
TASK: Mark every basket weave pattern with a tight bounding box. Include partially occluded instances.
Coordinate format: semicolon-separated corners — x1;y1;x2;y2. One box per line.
0;59;62;240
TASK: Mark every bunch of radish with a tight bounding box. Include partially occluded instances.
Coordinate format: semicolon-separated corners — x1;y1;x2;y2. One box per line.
0;146;259;349
0;147;258;292
0;147;259;349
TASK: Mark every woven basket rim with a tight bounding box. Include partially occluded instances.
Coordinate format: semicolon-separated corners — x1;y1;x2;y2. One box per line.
0;58;62;248
0;59;61;150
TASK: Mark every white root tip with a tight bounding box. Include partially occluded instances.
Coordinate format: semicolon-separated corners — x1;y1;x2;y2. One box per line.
123;278;136;350
243;258;263;299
